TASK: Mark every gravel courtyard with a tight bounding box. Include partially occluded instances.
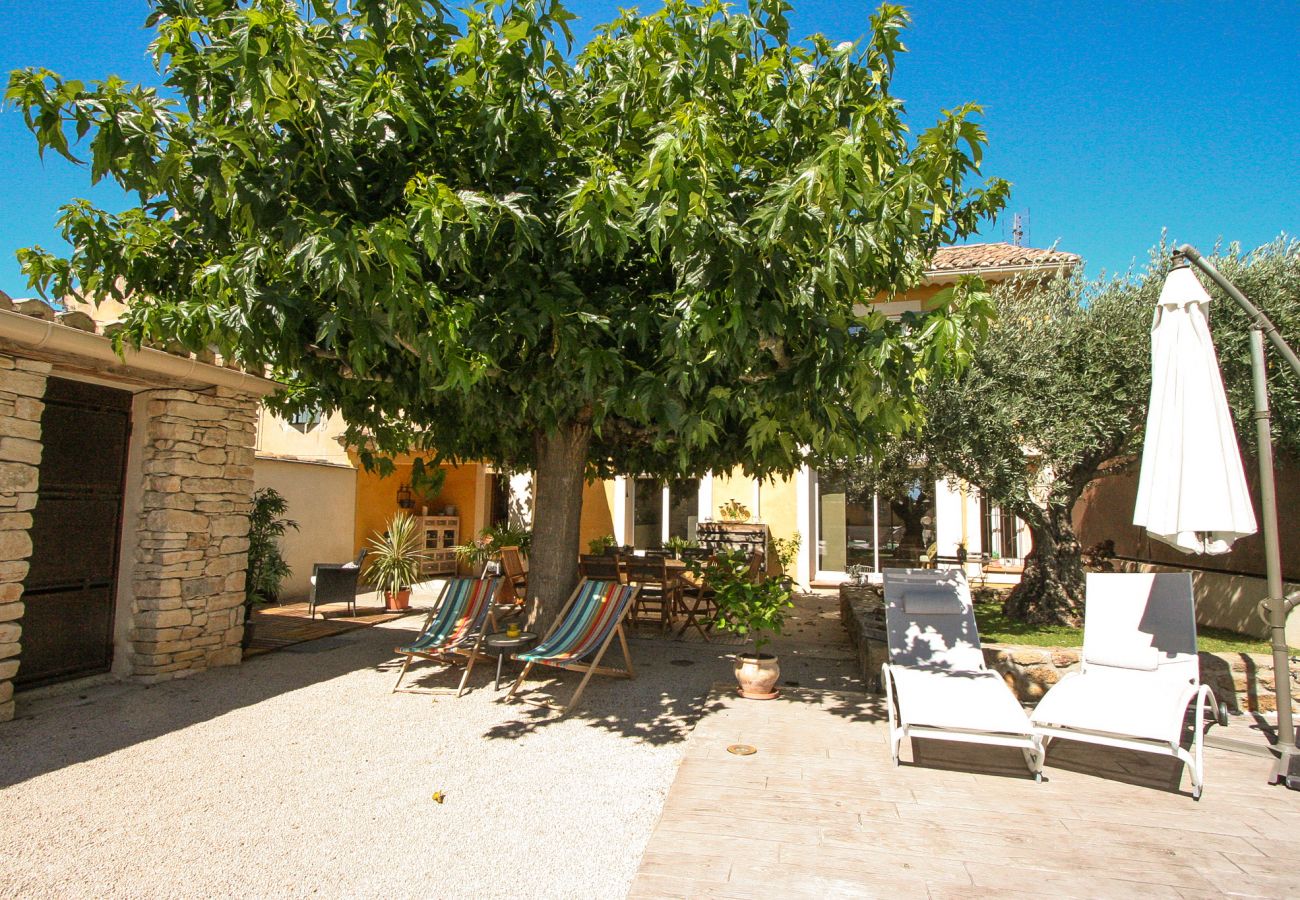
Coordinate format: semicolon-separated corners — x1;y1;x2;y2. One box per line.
0;593;857;899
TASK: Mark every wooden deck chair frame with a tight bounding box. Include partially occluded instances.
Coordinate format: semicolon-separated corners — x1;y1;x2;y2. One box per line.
505;580;640;715
392;577;502;697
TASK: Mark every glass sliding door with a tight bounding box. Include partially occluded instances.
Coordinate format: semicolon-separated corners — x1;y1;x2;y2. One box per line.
815;470;936;574
816;470;876;573
666;479;700;542
633;477;664;548
877;482;936;569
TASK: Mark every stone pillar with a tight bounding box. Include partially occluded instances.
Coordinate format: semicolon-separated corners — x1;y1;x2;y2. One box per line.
127;387;258;681
0;354;49;721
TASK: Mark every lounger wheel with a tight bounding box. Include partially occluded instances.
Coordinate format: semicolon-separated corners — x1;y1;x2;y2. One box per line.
1215;701;1230;728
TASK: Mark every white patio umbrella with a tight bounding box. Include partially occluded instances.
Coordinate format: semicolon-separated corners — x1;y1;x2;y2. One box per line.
1133;245;1298;791
1132;265;1256;554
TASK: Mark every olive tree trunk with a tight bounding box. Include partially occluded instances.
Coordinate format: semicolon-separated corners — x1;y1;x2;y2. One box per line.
1001;502;1085;626
524;420;591;631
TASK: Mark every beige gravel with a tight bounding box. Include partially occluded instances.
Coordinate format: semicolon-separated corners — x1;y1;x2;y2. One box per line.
0;594;857;899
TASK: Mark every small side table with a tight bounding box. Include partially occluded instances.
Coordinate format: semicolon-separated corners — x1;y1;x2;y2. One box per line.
484;631;538;690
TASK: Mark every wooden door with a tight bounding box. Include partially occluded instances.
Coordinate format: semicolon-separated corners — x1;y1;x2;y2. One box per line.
17;378;132;687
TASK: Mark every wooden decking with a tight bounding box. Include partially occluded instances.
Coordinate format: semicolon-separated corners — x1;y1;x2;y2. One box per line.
631;685;1299;898
244;598;417;656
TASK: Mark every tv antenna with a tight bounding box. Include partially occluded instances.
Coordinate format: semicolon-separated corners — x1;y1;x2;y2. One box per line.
1010;210;1030;247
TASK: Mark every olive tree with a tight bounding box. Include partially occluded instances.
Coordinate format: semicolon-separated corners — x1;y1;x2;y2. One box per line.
845;239;1300;625
9;0;1008;625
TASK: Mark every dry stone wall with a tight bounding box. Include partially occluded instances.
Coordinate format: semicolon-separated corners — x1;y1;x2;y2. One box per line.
127;387;258;681
0;353;49;722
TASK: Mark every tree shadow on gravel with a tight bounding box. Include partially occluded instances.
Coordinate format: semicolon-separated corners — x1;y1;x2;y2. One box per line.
482;590;870;745
480;639;733;745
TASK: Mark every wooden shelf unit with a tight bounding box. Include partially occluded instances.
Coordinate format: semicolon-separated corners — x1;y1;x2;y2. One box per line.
417;515;460;577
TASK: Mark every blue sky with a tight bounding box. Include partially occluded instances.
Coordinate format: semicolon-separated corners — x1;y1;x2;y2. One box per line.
1;1;1296;297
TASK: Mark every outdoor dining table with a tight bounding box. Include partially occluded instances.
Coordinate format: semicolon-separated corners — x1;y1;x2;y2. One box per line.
619;556;714;641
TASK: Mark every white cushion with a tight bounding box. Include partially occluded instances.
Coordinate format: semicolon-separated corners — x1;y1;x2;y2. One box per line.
341;561;359;570
903;587;965;616
1084;643;1160;671
891;667;1034;736
1031;669;1198;744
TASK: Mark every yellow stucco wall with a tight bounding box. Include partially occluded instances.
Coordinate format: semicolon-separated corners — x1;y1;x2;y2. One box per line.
760;471;801;575
253;457;358;600
255;408;354;466
351;457;488;574
577;477;617;551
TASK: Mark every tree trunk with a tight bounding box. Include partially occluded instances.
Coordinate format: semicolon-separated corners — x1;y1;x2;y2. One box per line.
524;420;592;632
1002;503;1085;626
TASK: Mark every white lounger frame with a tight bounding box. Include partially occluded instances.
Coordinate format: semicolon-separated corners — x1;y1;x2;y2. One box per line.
1033;683;1218;799
1031;572;1221;800
882;568;1043;779
882;664;1045;779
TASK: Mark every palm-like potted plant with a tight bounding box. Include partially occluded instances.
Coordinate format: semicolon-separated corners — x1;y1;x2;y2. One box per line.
243;488;298;648
364;512;426;611
694;549;795;699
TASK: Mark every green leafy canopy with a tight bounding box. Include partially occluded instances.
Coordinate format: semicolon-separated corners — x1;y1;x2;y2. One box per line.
9;0;1007;483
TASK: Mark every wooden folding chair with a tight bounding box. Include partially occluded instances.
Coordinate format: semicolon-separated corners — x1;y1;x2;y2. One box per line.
505;579;640;714
578;553;623;582
392;577;503;697
498;546;528;604
624;555;672;633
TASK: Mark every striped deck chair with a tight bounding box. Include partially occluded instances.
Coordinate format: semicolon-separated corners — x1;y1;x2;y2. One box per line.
392;576;503;697
505;579;640;714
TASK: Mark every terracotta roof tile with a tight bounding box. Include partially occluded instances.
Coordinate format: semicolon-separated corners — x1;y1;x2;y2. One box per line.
927;242;1080;274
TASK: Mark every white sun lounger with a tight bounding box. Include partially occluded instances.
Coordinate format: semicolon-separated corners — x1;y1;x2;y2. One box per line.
1030;572;1221;799
882;568;1043;779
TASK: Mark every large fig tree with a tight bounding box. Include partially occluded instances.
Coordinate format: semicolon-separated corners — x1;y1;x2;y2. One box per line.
9;0;1007;626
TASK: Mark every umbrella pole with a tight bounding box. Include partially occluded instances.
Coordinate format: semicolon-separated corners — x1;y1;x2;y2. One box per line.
1248;329;1299;787
1177;245;1299;788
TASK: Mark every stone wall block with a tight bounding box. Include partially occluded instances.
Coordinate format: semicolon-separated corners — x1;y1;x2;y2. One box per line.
144;508;209;534
0;437;42;465
0;462;38;495
0;529;33;562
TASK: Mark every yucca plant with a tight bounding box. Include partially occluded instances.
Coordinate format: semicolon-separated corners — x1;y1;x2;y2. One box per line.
364;513;426;602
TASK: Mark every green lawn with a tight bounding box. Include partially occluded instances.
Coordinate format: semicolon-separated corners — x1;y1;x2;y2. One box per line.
973;596;1294;656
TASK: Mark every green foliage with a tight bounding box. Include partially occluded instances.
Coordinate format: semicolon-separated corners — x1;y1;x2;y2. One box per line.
826;237;1300;623
9;0;1010;616
587;533;617;555
455;522;532;565
972;594;1297;655
8;0;1005;482
364;512;426;595
694;549;794;652
924;238;1300;522
664;535;697;558
771;531;801;575
245;487;298;606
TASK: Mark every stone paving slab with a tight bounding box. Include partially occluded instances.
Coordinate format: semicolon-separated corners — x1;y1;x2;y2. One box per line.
630;684;1300;899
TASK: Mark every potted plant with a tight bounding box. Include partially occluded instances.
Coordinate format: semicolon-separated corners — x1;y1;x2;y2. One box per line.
242;488;298;648
694;549;795;699
364;512;426;611
588;533;618;555
664;535;697;559
454;523;532;574
770;531;801;590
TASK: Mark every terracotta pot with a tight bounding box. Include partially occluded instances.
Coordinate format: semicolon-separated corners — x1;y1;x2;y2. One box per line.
734;652;780;700
384;589;411;611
